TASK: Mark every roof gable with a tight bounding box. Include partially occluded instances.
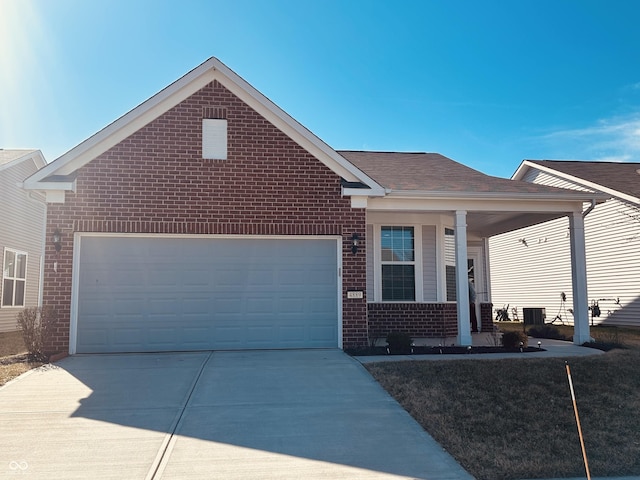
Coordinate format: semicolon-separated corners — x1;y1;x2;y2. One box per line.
0;149;46;172
515;160;640;204
23;58;384;197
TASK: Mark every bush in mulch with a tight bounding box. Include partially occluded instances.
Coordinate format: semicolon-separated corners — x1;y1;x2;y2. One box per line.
528;324;569;340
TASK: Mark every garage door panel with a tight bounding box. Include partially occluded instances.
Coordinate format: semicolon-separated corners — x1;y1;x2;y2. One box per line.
181;297;210;314
182;269;211;287
76;237;339;353
148;298;180;314
246;297;275;314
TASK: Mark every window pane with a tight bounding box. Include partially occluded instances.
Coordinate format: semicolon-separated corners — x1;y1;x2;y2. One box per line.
14;280;25;306
2;279;13;306
381;227;414;262
16;254;27;279
4;250;15;277
382;265;415;301
446;265;457;301
381;228;394;261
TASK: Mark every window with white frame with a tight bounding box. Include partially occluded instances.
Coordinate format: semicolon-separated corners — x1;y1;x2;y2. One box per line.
381;226;415;301
2;248;27;307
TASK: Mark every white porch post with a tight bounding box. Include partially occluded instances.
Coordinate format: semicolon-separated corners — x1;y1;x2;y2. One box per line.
569;211;591;345
455;210;472;345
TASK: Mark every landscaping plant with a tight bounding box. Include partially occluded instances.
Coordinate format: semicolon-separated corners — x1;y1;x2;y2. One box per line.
16;306;57;361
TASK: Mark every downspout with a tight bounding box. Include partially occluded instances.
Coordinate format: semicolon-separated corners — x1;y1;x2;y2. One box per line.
582;199;596;218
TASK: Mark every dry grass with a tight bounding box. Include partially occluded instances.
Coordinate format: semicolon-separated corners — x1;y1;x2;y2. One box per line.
0;330;42;387
0;330;27;357
367;346;640;480
497;321;640;347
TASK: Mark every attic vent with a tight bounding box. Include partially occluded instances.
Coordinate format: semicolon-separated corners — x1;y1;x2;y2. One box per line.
202;118;227;160
203;107;226;119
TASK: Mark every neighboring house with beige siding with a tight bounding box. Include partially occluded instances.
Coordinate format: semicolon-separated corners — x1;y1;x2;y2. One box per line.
0;149;47;331
490;160;640;327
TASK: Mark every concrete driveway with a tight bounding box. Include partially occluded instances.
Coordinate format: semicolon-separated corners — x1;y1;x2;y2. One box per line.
1;350;474;479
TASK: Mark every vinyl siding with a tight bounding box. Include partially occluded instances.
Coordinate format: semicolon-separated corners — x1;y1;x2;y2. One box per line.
422;225;437;301
490;169;640;326
0;160;45;331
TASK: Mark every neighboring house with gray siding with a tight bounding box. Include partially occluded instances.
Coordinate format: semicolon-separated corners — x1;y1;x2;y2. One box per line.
0;149;47;331
490;160;640;327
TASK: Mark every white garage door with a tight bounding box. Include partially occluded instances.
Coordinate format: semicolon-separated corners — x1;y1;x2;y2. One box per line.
75;236;339;353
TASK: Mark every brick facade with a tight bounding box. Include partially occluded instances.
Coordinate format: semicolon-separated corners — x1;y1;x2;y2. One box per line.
42;80;368;353
367;303;459;341
367;302;495;342
480;302;494;332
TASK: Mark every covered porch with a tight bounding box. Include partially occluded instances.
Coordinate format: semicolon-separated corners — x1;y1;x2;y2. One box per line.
362;202;598;346
340;151;607;347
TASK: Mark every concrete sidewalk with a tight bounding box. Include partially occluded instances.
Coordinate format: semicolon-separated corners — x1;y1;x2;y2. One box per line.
1;350;475;480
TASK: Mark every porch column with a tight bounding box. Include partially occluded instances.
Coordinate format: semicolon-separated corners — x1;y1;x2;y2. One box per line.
455;210;472;345
569;211;591;344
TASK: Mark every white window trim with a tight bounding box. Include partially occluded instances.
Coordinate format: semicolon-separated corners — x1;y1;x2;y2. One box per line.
2;247;28;308
373;224;423;302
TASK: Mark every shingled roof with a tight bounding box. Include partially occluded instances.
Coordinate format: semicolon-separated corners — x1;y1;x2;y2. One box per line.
338;151;591;197
525;160;640;201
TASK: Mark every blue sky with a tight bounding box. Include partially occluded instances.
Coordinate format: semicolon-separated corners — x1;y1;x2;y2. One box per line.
2;0;640;178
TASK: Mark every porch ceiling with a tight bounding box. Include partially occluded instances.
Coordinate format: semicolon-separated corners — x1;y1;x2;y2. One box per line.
467;211;567;237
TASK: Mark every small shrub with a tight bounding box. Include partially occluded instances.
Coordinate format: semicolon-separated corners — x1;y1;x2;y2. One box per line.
528;324;568;340
16;306;57;361
592;328;624;346
386;331;413;354
501;330;528;349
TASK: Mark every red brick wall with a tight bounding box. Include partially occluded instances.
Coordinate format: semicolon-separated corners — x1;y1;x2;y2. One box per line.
480;302;494;332
368;302;495;341
367;303;458;341
43;79;368;353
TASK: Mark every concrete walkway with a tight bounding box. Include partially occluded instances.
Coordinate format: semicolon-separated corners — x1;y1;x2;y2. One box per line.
1;350;474;480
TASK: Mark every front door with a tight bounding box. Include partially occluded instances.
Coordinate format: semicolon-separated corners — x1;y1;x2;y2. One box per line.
467;248;485;332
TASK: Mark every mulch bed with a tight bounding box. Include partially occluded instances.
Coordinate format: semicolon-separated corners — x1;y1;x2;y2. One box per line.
347;345;544;356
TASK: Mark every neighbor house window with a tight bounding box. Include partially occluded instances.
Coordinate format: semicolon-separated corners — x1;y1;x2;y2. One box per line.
381;226;415;301
202;118;228;160
2;248;27;307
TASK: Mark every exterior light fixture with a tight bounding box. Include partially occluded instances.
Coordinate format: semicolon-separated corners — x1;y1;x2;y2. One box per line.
52;229;62;252
351;233;360;254
538;341;542;349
